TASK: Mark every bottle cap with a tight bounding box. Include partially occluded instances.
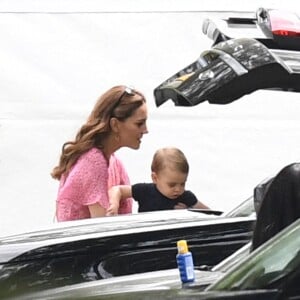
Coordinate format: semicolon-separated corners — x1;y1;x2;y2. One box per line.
177;240;188;254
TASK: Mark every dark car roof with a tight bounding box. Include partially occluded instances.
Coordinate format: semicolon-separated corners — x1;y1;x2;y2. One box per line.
0;209;254;263
0;210;214;242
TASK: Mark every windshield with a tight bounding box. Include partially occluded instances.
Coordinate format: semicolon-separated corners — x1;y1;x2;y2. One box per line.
212;242;251;273
223;196;255;217
207;219;300;290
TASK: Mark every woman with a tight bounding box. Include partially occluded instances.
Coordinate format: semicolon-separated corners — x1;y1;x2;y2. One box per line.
51;85;148;221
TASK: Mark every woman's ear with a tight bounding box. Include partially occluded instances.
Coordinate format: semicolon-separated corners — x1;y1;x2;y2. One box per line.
110;117;119;133
151;172;158;183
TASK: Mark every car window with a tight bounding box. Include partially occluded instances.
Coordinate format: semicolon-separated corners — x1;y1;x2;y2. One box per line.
207;219;300;290
222;196;255;217
212;242;250;272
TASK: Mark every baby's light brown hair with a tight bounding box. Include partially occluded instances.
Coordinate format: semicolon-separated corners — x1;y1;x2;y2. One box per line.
151;147;189;174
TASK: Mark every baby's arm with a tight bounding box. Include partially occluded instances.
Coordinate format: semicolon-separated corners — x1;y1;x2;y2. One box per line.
106;185;133;216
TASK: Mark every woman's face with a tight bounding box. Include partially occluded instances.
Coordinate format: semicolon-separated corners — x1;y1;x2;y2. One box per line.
117;102;148;149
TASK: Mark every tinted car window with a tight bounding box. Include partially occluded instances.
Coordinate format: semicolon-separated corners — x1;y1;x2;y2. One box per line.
211;242;250;273
208;219;300;291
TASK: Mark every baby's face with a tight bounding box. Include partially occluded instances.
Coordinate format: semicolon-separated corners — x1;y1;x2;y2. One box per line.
152;167;187;199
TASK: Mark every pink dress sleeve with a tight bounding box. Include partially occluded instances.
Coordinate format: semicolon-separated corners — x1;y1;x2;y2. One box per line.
108;154;133;214
62;148;109;208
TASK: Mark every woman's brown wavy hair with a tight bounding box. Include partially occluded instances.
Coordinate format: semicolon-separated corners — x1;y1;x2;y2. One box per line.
51;85;146;180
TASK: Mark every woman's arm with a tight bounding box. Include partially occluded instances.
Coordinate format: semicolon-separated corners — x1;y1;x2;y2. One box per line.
106;185;133;216
88;203;107;217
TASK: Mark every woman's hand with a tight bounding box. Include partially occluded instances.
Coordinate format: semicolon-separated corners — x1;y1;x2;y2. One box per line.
106;186;122;216
106;202;119;216
107;185;133;216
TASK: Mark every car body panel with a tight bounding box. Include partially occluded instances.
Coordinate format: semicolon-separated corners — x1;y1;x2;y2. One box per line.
8;239;251;299
14;287;282;300
17;219;300;300
0;209;255;298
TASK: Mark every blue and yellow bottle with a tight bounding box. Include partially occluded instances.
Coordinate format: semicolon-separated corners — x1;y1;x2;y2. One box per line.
176;239;195;283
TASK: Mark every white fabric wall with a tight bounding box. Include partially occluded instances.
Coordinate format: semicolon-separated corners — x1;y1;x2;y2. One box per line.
1;0;300;236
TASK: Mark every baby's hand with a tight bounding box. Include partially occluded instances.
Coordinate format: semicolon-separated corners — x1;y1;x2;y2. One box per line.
174;202;187;210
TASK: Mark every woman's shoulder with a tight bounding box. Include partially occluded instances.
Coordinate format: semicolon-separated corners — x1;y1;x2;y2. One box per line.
109;153;125;168
83;147;104;158
78;147;106;165
110;152;121;161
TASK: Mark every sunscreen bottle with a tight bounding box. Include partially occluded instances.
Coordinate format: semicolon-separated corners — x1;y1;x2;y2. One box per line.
176;239;195;283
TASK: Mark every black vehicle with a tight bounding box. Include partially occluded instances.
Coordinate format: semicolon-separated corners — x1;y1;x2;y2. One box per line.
202;7;300;50
13;219;300;300
0;202;255;299
154;37;300;107
19;238;250;297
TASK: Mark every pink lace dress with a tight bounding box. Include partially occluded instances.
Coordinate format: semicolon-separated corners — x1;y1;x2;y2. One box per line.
56;147;132;221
